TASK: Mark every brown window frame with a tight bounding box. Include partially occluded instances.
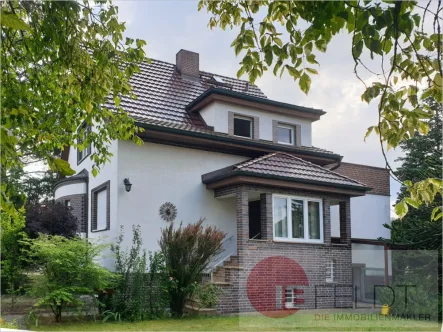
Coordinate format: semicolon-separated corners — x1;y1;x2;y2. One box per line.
91;181;110;232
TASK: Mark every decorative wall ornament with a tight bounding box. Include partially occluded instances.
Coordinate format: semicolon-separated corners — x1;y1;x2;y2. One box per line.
159;202;177;222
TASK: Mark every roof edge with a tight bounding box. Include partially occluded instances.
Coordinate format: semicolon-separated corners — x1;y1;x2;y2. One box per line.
135;122;342;162
185;88;326;116
202;170;372;192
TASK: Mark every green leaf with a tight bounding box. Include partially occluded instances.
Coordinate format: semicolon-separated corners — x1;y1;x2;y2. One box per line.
53;158;76;176
353;40;363;58
265;50;273;66
1;11;30;30
314;40;327;52
404;197;421;209
305;68;318;75
431;207;442;221
274;37;283;47
395;200;409;219
364;126;375;141
369;40;382;55
299;73;311;94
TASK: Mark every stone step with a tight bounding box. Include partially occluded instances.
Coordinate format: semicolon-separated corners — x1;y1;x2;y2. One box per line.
184;304;217;316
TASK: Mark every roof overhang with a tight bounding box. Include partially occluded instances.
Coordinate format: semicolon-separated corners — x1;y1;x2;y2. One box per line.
135;122;342;166
202;171;370;197
185;88;325;121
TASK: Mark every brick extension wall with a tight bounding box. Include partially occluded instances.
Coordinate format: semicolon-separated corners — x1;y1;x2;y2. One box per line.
214;185;353;314
333;163;390;196
55;193;87;233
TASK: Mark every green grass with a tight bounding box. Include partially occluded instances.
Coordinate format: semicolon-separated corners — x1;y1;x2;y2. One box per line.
33;311;441;332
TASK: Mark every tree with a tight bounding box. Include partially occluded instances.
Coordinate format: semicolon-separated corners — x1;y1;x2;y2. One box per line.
385;99;442;249
29;235;115;322
25;201;79;239
159;219;225;316
199;0;442;220
1;1;146;219
2;168;57;208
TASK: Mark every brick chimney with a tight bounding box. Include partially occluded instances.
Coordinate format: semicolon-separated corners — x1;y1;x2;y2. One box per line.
176;49;199;79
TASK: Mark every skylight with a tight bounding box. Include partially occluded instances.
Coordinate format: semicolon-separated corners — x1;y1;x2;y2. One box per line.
213;75;225;83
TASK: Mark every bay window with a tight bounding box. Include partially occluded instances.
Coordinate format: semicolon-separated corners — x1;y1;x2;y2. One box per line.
273;195;323;243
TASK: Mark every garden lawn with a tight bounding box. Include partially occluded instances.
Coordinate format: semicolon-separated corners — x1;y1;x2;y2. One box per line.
34;312;441;331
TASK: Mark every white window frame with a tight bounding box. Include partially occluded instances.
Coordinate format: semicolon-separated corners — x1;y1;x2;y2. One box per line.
272;194;324;244
277;124;295;145
326;260;335;283
233;115;253;139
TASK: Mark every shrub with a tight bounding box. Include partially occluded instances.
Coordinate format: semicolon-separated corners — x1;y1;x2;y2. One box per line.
159;218;225;316
25;201;78;238
29;235;115;322
0;211;29;302
108;225;169;321
195;283;222;309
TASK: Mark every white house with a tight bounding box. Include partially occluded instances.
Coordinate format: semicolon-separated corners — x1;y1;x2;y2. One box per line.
54;49;391;313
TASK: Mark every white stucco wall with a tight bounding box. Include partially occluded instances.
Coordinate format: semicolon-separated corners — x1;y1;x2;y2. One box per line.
330;194;391;240
199;101;313;146
116;141;249;263
66;125;119;269
54;182;86;199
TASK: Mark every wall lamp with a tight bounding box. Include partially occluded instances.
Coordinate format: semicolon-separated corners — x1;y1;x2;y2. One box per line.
124;178;132;192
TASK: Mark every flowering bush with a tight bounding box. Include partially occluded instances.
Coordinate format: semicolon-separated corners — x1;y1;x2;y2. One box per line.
159;218;225;316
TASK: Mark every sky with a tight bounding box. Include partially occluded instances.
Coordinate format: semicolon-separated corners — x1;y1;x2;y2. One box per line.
116;0;402;216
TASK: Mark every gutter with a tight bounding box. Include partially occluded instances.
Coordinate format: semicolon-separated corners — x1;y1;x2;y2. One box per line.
135;122;342;161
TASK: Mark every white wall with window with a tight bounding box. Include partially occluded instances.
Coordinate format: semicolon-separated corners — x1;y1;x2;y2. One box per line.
199;101;313;146
273;195;323;243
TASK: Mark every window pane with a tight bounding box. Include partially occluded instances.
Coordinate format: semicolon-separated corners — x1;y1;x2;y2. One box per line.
234;117;252;138
308;201;321;239
291;199;304;239
96;189;107;231
274;198;288;238
277;126;293;144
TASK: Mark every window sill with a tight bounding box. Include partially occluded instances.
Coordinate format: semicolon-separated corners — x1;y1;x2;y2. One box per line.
277;141;294;146
233;134;253;139
91;228;110;233
273;239;324;245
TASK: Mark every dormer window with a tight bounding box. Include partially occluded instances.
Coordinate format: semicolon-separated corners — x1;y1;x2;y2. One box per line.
277;124;294;145
233;115;253;138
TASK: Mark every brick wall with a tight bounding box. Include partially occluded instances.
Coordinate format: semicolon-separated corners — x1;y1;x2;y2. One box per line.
55;193;87;233
333;162;390;196
214;184;353;314
176;49;199;78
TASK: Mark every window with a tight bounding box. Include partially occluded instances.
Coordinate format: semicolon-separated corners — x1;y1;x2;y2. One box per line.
77;123;91;164
91;181;110;232
65;200;71;208
273;195;323;243
285;287;304;309
277;124;294;145
326;260;335;283
285;287;296;309
233;116;252;138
